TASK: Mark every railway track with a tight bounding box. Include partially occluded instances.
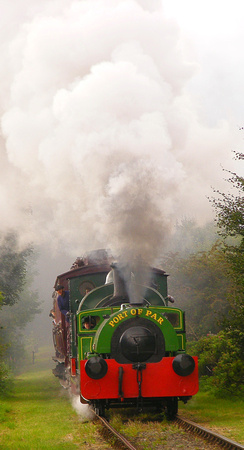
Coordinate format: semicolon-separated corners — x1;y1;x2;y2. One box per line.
94;412;137;450
94;411;244;450
176;416;244;450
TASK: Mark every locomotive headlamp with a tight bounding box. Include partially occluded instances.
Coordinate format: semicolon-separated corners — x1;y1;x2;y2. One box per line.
85;357;108;380
172;354;195;377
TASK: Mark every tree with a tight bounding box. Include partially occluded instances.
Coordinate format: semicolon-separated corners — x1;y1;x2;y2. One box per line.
0;233;32;306
189;331;244;397
0;233;40;390
160;153;244;397
211;152;243;324
163;243;233;338
163;218;219;257
212;152;244;239
189;151;244;397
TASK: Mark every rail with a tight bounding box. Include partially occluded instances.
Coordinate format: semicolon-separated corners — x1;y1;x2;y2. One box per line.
177;416;244;450
94;410;244;449
94;412;138;450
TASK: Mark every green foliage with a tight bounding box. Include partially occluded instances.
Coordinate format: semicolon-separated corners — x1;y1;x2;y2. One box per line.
0;266;41;373
0;361;13;396
211;152;244;239
161;153;244;399
163;243;233;338
189;331;244;398
165;219;219;257
0;232;40;385
0;233;32;306
1;282;40;330
211;151;244;302
0;290;3;308
205;151;244;397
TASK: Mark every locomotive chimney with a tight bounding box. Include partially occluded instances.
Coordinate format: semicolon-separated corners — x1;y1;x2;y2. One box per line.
111;263;144;305
111;263;129;302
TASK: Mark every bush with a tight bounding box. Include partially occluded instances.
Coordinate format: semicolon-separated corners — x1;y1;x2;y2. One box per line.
188;330;244;398
0;362;13;396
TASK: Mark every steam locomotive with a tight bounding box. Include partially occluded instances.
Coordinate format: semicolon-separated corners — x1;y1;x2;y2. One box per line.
50;250;198;418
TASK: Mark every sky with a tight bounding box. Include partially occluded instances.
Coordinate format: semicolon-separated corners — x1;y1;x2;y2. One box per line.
0;0;243;272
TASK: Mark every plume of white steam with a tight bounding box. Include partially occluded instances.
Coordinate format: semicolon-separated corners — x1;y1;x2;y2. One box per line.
0;0;236;263
71;395;95;422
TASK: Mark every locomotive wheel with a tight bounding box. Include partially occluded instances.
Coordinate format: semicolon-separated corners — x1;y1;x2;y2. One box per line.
93;401;105;417
166;397;178;420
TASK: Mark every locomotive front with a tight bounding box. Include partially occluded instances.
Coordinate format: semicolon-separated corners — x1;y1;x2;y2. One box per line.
74;264;198;417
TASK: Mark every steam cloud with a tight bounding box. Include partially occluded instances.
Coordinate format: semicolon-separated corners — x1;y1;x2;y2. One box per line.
71;395;95;422
0;0;237;264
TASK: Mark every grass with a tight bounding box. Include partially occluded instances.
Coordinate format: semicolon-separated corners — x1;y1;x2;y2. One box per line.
109;391;244;444
108;391;244;447
179;390;244;444
0;346;108;449
108;410;207;449
108;398;244;449
1;348;243;447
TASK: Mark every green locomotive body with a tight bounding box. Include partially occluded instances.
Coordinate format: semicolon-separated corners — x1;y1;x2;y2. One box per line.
51;251;198;418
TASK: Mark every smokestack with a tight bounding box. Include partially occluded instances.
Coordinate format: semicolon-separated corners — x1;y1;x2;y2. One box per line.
111;263;144;305
110;263;129;302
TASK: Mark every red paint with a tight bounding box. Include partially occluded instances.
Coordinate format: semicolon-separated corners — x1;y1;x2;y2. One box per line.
80;357;198;400
71;358;76;376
